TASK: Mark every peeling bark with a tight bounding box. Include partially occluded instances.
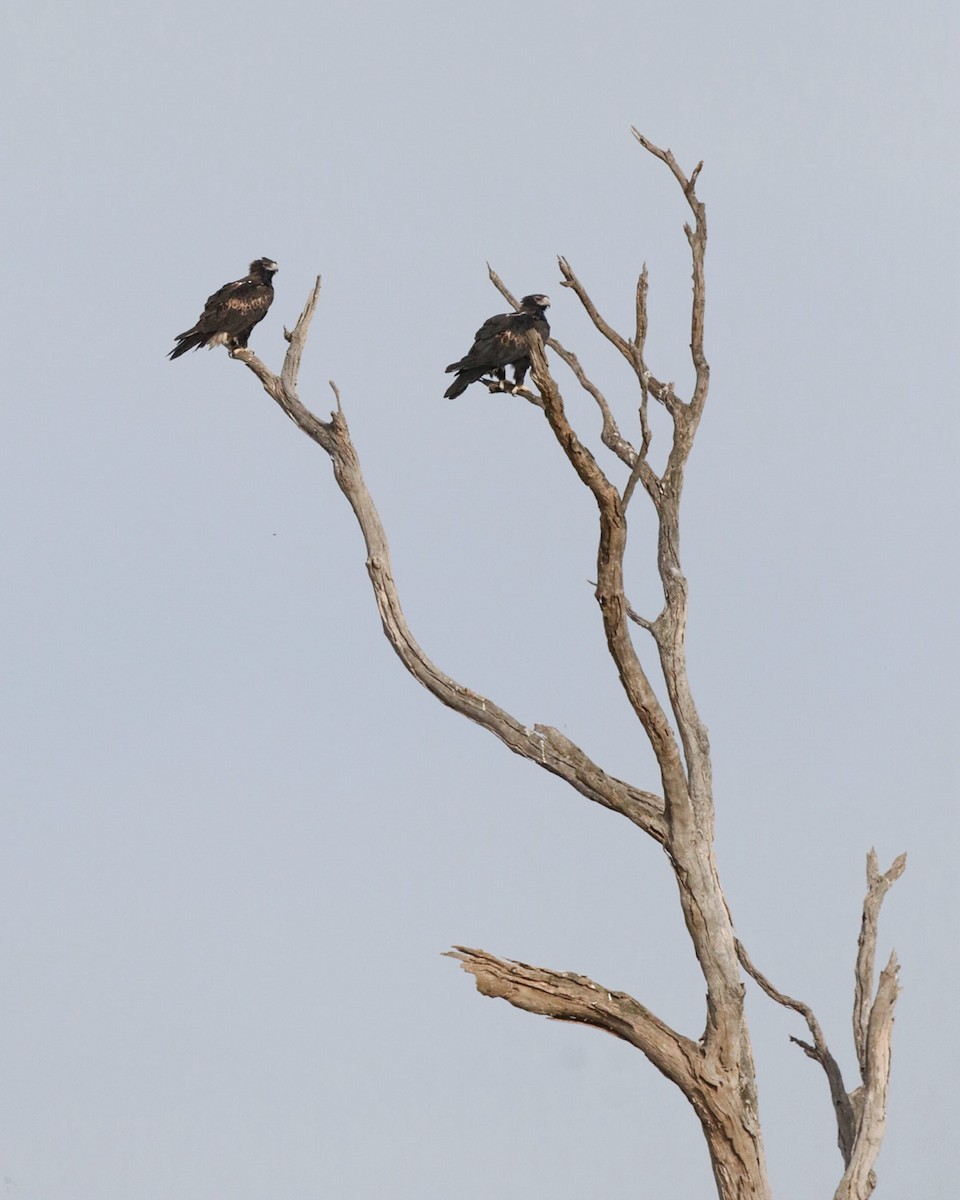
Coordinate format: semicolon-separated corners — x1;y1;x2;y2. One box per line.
446;947;700;1090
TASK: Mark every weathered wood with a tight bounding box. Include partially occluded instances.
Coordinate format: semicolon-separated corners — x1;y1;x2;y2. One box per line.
233;292;667;842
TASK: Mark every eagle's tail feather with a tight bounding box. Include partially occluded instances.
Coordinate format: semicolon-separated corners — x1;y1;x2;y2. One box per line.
167;330;204;360
444;372;476;399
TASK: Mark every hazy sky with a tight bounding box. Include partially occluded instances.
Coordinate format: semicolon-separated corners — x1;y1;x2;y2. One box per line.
3;1;957;1196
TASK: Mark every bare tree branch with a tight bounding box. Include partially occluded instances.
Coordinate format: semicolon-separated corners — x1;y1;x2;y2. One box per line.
526;316;754;1132
630;130;703;219
736;938;856;1163
737;847;904;1198
447;946;700;1090
621;136;714;830
447;939;773;1200
527;337;687;806
832;851;905;1200
556;256;683;420
633;266;656;494
854;850;906;1072
556;256;638;366
621;440;653;512
554;343;640;469
626;603;655;632
234;286;667;841
630;129;709;417
634;265;649;352
835;953;900;1200
484;146;747;1140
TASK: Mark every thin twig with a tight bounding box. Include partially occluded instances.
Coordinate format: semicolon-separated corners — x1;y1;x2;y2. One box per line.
737;938;856;1163
557;256;683;419
558;255;638;365
631;130;710;419
626;604;654;632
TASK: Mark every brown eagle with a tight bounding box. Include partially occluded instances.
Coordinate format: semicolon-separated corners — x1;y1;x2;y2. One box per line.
168;258;278;360
443;294;550;398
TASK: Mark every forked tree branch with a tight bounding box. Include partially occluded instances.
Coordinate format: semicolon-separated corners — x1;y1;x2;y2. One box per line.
527;337;688;807
630;128;709;418
513;138;757;1180
233;287;667;841
836;952;899;1200
736;938;856;1162
737;849;904;1200
557;256;683;420
854;850;906;1071
535;137;712;833
522;139;749;1111
834;852;905;1200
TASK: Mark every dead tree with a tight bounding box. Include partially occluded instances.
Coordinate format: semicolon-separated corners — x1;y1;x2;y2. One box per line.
229;132;903;1200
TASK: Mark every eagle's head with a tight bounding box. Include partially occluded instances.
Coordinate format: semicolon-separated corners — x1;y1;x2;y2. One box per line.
520;294;550;312
250;258;279;280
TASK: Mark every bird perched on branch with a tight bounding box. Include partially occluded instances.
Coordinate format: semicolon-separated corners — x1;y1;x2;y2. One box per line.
443;294;550;398
168;258;278;360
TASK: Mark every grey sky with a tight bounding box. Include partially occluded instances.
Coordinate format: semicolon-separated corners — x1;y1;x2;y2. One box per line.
2;0;957;1196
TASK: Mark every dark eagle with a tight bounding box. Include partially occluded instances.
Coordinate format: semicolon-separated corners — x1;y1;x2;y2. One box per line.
443;294;550;398
168;258;278;360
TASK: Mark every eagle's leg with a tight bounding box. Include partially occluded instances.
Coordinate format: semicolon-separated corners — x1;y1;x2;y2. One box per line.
483;368;509;394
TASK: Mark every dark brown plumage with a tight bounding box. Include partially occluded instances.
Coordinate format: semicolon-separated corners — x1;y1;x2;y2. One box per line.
444;294;550;398
168;258;278;360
